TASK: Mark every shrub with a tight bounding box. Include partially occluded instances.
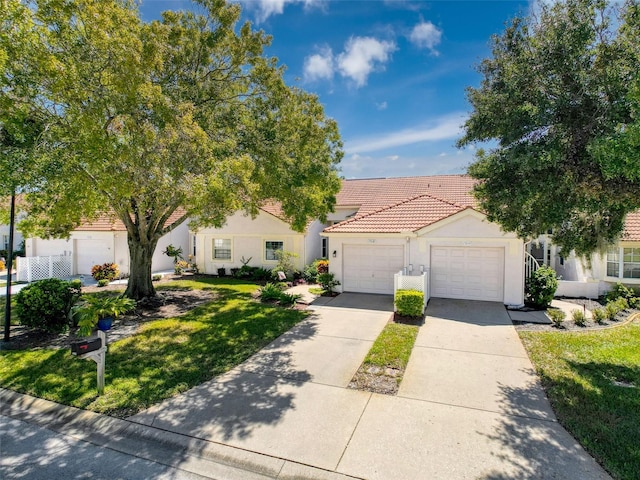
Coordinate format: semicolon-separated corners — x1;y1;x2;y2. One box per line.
0;259;4;271
395;289;424;317
152;274;162;281
91;263;119;281
629;297;640;309
614;297;629;311
303;263;318;283
174;260;189;274
605;302;620;321
274;250;298;279
316;259;329;274
317;272;340;294
15;278;82;333
75;295;136;336
605;282;636;303
278;292;302;307
217;267;226;277
547;309;566;327
97;279;110;287
525;265;558;308
591;307;606;324
259;282;285;302
571;309;587;326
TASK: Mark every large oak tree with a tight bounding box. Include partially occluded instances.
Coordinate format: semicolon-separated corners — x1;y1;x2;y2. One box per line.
5;0;342;299
459;0;640;256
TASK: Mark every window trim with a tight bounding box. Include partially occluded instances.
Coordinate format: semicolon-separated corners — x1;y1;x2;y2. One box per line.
264;240;284;262
606;245;640;280
321;237;328;259
212;237;232;261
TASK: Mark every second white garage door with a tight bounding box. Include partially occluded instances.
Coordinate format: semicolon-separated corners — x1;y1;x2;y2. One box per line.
75;239;112;275
431;246;504;302
343;245;404;294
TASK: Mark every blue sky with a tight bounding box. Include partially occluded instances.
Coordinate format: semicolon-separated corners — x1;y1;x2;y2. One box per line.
140;1;531;179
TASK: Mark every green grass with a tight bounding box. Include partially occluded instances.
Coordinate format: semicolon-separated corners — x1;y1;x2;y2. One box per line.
0;277;307;417
363;323;419;371
520;322;640;480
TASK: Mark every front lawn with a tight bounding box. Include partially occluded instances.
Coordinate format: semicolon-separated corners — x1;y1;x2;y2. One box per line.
0;277;307;417
519;321;640;480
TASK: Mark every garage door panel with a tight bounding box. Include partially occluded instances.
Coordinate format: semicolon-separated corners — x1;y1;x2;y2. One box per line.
76;239;111;275
343;245;404;294
431;246;504;302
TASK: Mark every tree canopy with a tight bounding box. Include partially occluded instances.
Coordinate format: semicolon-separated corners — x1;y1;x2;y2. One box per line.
459;0;640;256
2;0;343;299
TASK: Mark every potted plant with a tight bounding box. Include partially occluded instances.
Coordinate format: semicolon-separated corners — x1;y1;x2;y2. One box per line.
75;295;136;336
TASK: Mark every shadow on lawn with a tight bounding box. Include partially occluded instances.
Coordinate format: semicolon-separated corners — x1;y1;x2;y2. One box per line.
477;361;640;480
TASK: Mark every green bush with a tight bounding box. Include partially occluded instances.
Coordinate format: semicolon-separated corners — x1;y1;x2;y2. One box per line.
259;282;285;302
278;292;302;307
233;265;272;281
97;279;110;287
15;278;82;333
591;307;606;324
525;265;558;308
395;289;424;317
605;282;636;303
571;309;586;326
605;302;620;321
317;272;340;294
91;263;119;281
629;297;640;309
152;274;162;281
547;308;566;327
614;297;629;311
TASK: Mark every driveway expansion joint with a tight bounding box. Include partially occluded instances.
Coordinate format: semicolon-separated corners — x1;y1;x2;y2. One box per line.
416;344;529;359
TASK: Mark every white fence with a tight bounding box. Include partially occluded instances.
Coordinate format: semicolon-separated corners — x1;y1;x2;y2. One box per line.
17;255;73;282
394;270;429;313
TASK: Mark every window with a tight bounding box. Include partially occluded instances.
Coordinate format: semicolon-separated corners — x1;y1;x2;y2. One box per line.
1;235;8;251
321;237;328;259
607;246;640;279
192;235;197;257
212;238;231;260
265;241;283;261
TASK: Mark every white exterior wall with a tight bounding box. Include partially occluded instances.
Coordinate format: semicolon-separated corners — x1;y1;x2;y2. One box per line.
303;220;327;265
325;211;525;305
194;211;307;274
26;222;190;276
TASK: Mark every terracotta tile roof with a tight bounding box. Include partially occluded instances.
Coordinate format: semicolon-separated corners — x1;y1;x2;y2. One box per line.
75;208;187;231
325;194;468;233
335;174;477;217
622;211;640;241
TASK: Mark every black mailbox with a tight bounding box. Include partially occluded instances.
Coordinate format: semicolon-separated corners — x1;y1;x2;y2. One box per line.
71;337;103;356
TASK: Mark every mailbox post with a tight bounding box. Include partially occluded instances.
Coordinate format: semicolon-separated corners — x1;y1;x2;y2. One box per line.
71;330;107;395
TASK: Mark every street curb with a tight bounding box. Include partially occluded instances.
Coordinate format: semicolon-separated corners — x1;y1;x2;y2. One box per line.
0;388;364;480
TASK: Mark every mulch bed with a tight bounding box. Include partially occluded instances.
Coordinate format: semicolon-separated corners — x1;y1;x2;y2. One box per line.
1;285;215;351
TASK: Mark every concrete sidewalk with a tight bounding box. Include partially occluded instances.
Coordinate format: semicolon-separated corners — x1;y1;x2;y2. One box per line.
2;294;611;479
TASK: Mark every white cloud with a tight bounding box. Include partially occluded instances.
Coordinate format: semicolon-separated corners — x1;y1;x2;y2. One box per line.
376;101;388;111
386;155;399;161
239;0;324;23
337;36;396;87
409;21;442;54
345;113;466;154
303;47;334;82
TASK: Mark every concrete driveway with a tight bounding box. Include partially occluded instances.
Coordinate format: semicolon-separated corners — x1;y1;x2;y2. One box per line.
129;295;610;480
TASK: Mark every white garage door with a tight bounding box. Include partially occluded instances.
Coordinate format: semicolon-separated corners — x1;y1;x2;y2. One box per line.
343;245;404;294
75;239;112;275
431;246;504;302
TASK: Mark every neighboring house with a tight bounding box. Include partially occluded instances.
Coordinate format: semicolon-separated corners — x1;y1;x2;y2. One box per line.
0;219;25;254
322;176;524;305
25;212;189;276
193;203;325;274
528;212;640;298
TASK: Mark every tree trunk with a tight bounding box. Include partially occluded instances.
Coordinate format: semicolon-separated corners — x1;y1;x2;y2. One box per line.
125;235;159;300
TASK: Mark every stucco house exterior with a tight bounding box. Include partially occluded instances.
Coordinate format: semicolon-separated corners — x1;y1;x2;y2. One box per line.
193;203;326;275
25;212;189;276
527;211;640;299
322;176;524;305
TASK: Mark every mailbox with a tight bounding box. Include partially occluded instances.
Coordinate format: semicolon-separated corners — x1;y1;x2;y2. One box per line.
71;337;103;356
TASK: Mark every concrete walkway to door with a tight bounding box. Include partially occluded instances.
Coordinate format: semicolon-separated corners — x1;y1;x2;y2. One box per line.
126;294;609;480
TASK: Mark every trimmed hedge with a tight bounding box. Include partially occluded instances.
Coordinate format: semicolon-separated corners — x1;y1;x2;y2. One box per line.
395;289;424;317
15;278;82;333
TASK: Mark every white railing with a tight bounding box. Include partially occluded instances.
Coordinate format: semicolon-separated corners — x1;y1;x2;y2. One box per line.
524;251;541;280
17;255;73;282
394;269;429;313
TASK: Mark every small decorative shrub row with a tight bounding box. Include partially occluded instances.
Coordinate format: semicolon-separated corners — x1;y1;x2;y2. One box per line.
15;278;82;333
395;289;424;317
91;263;119;282
233;265;272;281
258;282;301;307
547;309;565;327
